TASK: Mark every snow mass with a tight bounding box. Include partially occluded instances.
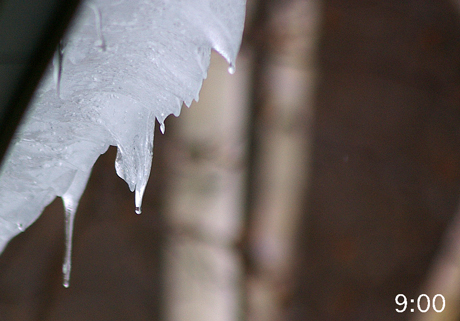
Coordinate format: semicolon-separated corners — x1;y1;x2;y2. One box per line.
0;0;246;286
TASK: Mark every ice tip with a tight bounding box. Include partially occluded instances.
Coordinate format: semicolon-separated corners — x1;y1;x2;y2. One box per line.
228;62;236;75
134;186;145;215
62;269;70;287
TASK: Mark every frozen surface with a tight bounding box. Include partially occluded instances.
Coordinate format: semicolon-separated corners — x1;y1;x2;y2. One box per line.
0;0;245;280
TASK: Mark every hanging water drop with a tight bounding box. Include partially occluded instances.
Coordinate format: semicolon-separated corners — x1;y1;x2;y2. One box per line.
134;184;146;215
228;62;235;74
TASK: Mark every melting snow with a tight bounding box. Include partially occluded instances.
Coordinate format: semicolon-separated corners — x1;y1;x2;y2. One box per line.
0;0;245;286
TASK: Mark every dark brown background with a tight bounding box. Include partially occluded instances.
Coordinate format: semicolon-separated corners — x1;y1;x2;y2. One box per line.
2;0;460;320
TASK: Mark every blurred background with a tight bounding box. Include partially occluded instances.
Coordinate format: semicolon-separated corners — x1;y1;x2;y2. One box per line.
2;0;460;320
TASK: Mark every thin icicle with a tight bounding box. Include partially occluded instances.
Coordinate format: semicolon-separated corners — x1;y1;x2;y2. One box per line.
60;170;92;288
52;40;65;97
62;196;77;288
87;2;106;51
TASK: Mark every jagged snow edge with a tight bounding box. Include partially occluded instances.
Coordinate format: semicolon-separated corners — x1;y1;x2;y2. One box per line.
0;0;246;254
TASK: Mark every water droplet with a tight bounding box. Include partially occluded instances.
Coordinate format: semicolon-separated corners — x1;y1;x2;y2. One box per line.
135;184;146;215
17;223;25;232
160;122;165;134
228;63;235;74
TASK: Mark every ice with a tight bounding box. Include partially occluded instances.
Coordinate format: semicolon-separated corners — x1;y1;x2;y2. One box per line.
228;63;236;75
52;41;65;98
0;0;246;284
86;3;106;52
61;169;92;287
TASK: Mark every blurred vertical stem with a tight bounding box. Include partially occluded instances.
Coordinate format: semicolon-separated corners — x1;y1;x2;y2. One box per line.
240;0;320;320
238;0;270;318
163;52;249;321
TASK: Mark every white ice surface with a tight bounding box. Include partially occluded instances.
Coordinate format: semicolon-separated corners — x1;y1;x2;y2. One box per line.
0;0;245;256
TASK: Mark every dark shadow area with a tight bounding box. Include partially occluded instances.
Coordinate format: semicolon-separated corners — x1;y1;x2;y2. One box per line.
287;0;460;320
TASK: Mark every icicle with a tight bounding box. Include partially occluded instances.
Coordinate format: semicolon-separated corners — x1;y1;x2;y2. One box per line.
134;184;145;214
60;170;92;288
52;40;64;97
134;112;155;215
62;195;76;288
87;3;106;51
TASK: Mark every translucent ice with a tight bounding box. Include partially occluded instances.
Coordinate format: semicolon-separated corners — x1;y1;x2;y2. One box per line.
62;169;92;287
0;0;246;280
